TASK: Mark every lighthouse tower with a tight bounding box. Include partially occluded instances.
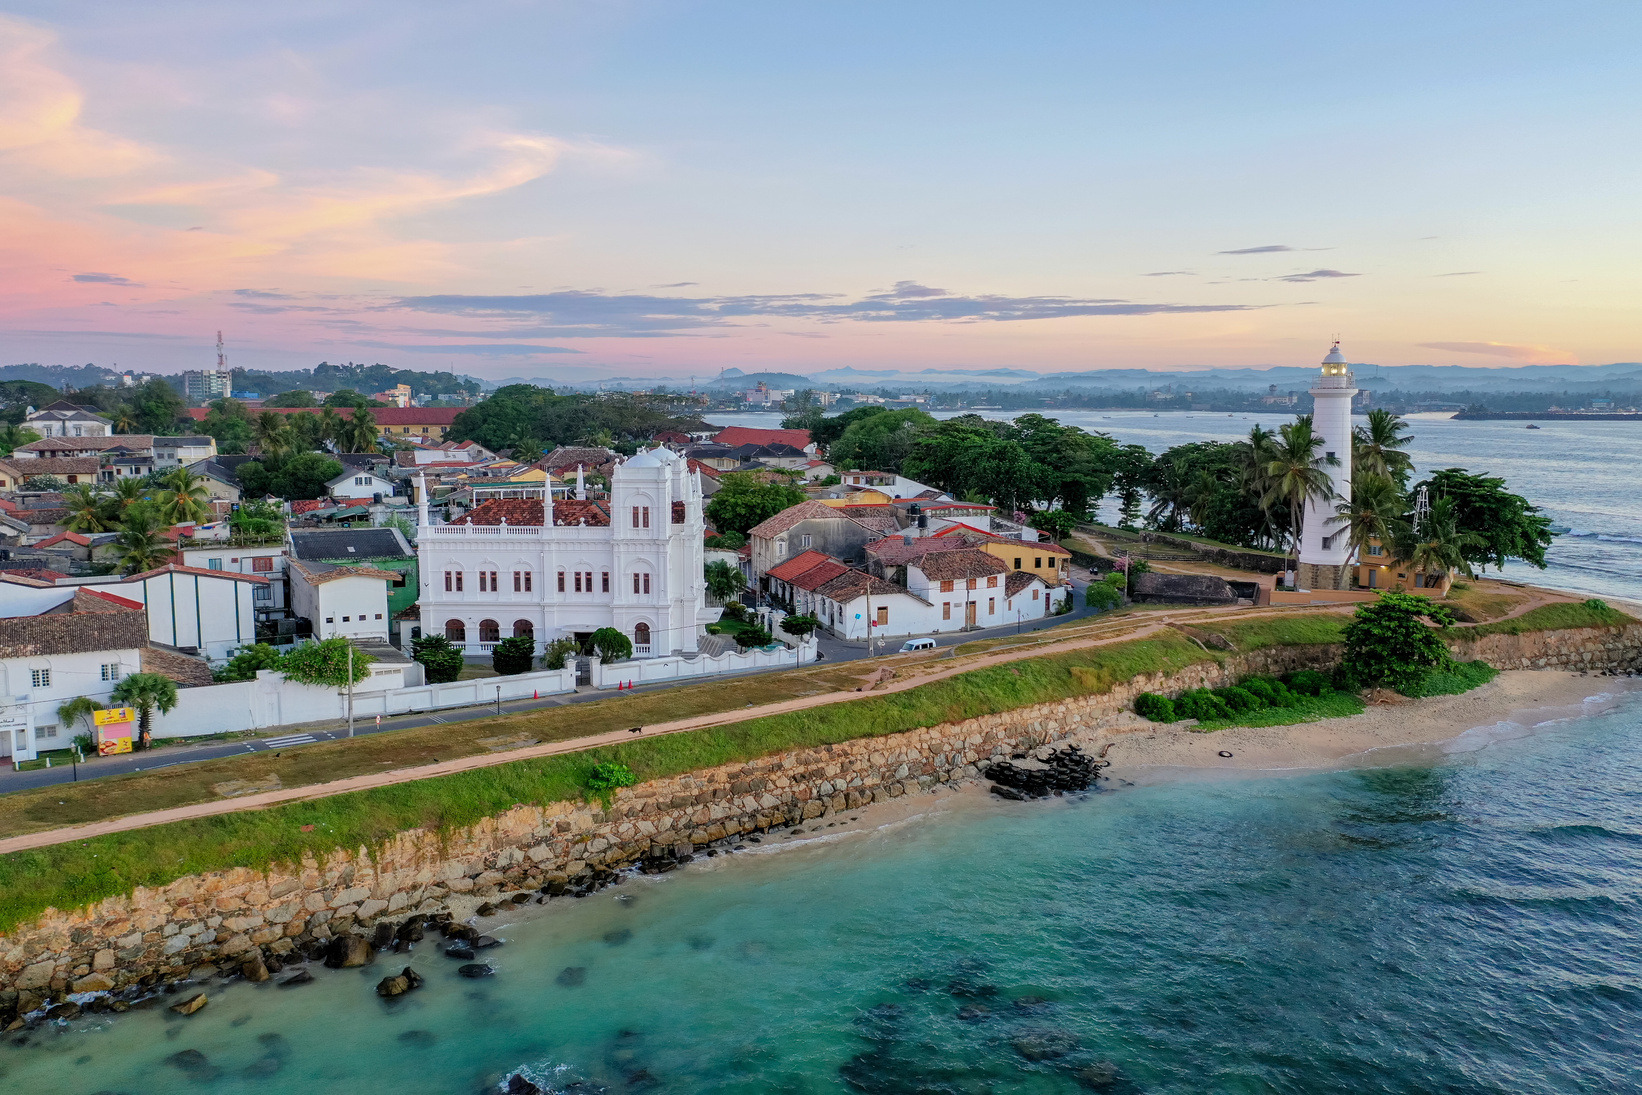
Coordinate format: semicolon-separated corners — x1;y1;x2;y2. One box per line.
1297;341;1358;591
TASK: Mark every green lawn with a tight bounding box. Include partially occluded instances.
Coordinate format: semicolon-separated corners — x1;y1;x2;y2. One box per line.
1399;660;1499;698
1454;600;1634;639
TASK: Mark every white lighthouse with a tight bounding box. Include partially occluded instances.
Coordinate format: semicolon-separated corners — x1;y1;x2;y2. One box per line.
1297;341;1358;591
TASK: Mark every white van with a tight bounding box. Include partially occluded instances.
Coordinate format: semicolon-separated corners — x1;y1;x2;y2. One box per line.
899;637;938;652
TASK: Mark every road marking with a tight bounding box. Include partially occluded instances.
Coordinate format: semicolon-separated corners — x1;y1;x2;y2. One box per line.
262;734;318;748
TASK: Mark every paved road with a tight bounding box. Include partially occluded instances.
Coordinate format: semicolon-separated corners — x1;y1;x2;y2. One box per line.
2;579;1096;795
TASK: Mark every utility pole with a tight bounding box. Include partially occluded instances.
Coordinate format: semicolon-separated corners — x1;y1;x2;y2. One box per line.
347;643;355;737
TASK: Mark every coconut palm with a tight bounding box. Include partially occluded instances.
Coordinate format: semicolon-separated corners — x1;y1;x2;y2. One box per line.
1396;496;1484;583
108;475;147;514
704;559;748;603
114;506;172;573
316;407;343;448
109;673;178;750
1334;472;1407;566
1261;416;1340;574
1353;409;1415;486
156;468;212;525
339;407;377;452
63;483;115;533
110;406;139;434
0;423;41;456
254;411;293;457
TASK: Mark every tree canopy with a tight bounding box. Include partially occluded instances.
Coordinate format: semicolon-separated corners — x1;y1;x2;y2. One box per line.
1418;468;1554;570
448;384;706;453
704;472;807;536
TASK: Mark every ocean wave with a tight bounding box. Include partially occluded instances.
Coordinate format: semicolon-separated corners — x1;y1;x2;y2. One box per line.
1529;823;1642;846
1557;530;1642;544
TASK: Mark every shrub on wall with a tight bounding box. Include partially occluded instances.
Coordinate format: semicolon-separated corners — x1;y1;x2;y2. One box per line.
491;635;536;676
1340;591;1456;692
411;635;464;684
590;627;633;662
541;637;579;670
281;637;375;688
1133;692;1176;722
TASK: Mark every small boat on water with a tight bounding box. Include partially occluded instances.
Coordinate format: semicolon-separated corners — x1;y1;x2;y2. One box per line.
1526;423;1541;429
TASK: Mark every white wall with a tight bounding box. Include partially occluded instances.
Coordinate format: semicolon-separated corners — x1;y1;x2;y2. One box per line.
590;640;814;688
66;571;260;660
180;545;286;612
331;473;395;501
291;572;390;641
0;647;141;758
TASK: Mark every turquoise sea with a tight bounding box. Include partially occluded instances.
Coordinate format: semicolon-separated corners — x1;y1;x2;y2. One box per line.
6;689;1639;1094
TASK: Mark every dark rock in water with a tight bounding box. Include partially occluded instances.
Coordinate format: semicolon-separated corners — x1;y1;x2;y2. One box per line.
165;1048;221;1081
376;967;423;997
686;936;714;951
603;928;633;946
241;953;270;982
946;977;998;999
457;963;495;978
625;1068;658;1087
507;1074;546;1095
1075;1061;1123;1090
902;977;931;993
256;1032;291;1056
542;879;569;896
46;1001;82;1020
984;745;1104;799
556;967;586;987
1011;995;1052;1013
956;1004;992;1022
324;934;375;969
241;1054;283;1078
444;944;476;961
443;922;478;942
990;784;1030;801
1012;1028;1079;1061
475;902;498;918
371;922;395;949
509;892;532;905
396;918;425;943
277;970;313;988
473;935;503;949
397;1029;436;1047
264;955;285;975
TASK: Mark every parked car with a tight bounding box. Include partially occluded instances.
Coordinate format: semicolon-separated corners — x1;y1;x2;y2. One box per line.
899;637;938;652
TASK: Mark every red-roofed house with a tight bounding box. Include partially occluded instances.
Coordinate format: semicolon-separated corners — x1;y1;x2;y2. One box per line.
711;426;817;455
66;564;269;659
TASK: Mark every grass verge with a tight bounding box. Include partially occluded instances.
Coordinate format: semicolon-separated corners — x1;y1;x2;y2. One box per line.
1454;600;1634;638
1191;689;1366;732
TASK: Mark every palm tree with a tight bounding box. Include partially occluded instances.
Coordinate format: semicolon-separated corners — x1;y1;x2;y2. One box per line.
254;411;293;457
109;673;178;750
114;506;173;573
1353;409;1414;486
344;407;378;452
63;483;114;533
0;423;40;456
1235;425;1285;550
108;475;147;515
157;468;212;526
1396;496;1483;584
704;559;749;604
57;696;98;748
110;406;139;434
1334;472;1407;567
316;407;343;448
1261;416;1340;575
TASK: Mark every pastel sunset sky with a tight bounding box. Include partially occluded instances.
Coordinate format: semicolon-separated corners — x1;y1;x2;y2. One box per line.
2;2;1638;382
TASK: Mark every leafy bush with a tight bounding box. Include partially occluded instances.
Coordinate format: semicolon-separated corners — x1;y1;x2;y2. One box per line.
1340;591;1456;691
1125;558;1151;596
23;474;67;492
1214;686;1262;714
1241;677;1295;708
540;637;579;670
721;600;748;622
586;761;638;804
779;614;820;639
491;635;536;676
1331;662;1362;693
411;635;464;684
213;643;285;682
1133;692;1176;722
735;625;774;650
1286;669;1330;697
1085;572;1126;611
281;637;374;687
1175;688;1233;721
703;531;747;550
590;627;633;662
1400;660;1499;698
705;624;722;635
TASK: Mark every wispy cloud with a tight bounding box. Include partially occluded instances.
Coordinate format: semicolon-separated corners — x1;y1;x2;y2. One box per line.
1218;244;1294;255
71;272;141;286
1434;271;1482;277
1142;271;1194;277
1276;269;1359;283
1418;341;1573;363
352;341;585;356
391;280;1267;337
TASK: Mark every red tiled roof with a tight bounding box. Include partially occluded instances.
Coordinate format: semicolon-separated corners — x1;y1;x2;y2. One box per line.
932;526;1072;555
915;549;1008;581
83;587;144;610
712;426;813;451
290;499;329;514
33;530;93;548
766;549;835;582
1005;570;1047;597
863;535;970;565
813;570;915;604
748;500;897;539
456;498;614;527
787;558;851;592
553;499;611;527
686;459;722;479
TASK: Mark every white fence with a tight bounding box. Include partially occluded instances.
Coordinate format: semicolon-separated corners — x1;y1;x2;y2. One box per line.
149;665;577;738
590;639;815;689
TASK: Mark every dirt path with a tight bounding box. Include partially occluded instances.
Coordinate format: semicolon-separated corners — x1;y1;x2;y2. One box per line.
0;615;1192;855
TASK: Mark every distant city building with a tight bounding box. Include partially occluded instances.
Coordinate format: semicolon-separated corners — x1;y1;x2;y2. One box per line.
24;400;112;438
183;369;229;404
373;384;413;408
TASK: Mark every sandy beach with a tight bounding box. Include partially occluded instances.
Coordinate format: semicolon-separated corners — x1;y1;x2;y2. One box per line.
1098;669;1640;779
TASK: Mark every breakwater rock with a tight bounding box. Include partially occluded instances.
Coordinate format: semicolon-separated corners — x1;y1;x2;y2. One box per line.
985;745;1106;799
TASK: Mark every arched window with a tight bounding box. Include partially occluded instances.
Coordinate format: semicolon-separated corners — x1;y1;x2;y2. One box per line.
445;619;466;642
634;622;651;650
479;619;500;643
513;619;534;639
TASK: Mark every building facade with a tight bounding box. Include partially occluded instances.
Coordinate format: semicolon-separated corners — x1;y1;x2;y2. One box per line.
417;447;709;657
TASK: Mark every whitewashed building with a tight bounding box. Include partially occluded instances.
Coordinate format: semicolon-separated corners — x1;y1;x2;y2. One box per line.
327;468;398;503
416;447;710;657
288;558;396;642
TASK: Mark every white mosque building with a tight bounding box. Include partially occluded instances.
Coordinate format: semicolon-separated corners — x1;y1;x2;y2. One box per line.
1296;341;1358;591
415;447;711;657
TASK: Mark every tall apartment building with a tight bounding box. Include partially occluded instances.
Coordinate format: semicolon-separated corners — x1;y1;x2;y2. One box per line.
182;369;229;405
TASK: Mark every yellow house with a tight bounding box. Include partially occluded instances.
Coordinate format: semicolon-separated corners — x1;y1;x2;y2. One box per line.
1355;537;1454;595
935;528;1072;586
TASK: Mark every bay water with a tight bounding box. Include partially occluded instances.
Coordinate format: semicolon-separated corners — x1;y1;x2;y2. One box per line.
6;689;1639;1094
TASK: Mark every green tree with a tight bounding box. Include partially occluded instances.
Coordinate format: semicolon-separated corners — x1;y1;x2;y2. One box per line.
280;637;373;687
157;467;212;525
704;559;749;603
343;407;378;452
22;474;67;492
237;452;344;500
1111;443;1151;530
0;423;40;456
213;643;285;682
805;404;887;451
63;483;115;533
114;505;172;573
254;410;294;457
704;472;806;536
492;635;536;675
109;673;179;750
411;635;465;683
199;398;254;454
590;627;633;662
828;407;935;472
316;407;344;447
1334;472;1407;566
1030;510;1077;541
1353;409;1415;487
733;623;774;649
1394;496;1484;581
1340;591;1455;692
1417;468;1555;570
56;696;99;746
778;614;819;639
1261;416;1339;573
540;637;578;670
128;378;187;433
229;499;286;538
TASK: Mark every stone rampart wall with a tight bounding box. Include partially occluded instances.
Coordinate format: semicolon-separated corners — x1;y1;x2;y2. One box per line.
2;623;1638;1018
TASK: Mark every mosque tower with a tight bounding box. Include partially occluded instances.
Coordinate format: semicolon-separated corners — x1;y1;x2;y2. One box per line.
1296;341;1358;591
